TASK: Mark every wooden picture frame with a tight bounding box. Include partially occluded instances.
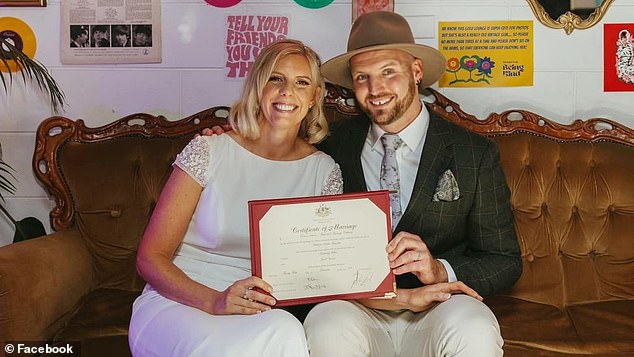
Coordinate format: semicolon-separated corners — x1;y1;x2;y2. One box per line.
0;0;46;7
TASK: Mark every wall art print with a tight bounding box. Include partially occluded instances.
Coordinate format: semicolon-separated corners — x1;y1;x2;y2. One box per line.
438;21;533;88
604;23;634;92
352;0;393;22
225;15;289;79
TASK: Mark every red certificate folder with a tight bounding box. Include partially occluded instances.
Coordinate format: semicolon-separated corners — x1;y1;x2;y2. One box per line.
249;190;396;307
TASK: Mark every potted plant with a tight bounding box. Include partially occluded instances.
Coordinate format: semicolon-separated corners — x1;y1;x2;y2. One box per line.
1;35;66;241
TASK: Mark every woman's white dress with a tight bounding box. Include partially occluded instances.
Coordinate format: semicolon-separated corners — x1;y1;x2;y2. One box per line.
129;134;343;357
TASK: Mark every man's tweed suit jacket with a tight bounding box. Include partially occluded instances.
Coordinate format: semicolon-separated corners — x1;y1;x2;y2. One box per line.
318;108;522;296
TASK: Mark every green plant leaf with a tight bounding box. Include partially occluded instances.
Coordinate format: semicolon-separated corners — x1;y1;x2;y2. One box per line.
1;36;66;113
1;36;67;203
0;160;16;201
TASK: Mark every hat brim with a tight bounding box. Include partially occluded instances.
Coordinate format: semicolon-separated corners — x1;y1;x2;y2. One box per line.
321;43;446;90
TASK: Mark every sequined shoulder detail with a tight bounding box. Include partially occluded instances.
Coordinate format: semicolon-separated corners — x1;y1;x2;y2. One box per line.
173;136;210;187
321;163;343;195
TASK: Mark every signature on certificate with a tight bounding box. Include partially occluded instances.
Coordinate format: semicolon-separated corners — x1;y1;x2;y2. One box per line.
304;276;327;291
351;269;374;289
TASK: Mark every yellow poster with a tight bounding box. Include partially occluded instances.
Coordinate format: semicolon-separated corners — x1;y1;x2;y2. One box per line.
438;21;533;87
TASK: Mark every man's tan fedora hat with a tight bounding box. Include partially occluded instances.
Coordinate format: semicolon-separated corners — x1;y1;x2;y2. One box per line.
321;11;446;89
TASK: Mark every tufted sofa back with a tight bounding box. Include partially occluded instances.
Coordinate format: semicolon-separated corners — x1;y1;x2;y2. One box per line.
324;84;634;309
34;85;634;309
58;137;189;290
34;109;229;291
493;133;634;307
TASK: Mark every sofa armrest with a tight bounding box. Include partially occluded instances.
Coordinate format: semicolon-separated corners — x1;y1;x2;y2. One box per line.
0;229;94;341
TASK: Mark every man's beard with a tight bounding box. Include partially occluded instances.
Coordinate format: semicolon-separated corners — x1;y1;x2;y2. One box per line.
360;78;417;127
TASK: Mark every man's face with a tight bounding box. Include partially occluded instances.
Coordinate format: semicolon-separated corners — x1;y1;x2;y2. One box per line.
134;32;148;46
116;33;128;45
349;49;423;131
78;32;88;45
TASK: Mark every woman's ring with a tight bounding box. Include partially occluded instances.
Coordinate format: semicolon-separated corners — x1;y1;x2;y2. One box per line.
243;287;249;299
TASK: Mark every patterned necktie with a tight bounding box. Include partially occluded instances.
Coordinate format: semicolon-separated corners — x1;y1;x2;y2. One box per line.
380;134;405;230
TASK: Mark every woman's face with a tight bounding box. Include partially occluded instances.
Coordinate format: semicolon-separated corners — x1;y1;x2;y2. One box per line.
259;54;318;132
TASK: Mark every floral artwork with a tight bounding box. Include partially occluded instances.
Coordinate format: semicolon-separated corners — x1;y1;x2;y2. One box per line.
604;23;634;92
616;30;634;84
445;55;496;85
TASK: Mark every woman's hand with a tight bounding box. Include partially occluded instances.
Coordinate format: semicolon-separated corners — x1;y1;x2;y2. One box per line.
211;276;277;315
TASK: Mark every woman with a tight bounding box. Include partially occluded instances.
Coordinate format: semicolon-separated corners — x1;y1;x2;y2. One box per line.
128;39;342;356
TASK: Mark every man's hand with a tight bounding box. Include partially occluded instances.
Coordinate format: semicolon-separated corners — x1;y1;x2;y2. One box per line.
357;282;482;312
386;231;448;285
397;282;482;312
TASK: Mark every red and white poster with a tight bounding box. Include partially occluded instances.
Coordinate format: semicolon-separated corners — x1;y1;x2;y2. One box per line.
604;23;634;92
225;15;289;79
352;0;393;23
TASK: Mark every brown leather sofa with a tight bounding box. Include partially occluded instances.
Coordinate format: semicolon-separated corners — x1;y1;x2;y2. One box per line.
0;84;632;356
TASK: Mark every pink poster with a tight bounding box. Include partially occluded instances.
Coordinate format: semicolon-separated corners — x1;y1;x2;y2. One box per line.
352;0;393;22
225;15;289;79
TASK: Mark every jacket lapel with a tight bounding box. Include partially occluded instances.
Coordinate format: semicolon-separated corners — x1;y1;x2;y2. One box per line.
398;113;454;228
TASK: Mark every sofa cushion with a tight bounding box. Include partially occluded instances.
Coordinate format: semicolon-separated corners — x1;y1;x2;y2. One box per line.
58;137;192;291
53;288;139;355
486;295;634;355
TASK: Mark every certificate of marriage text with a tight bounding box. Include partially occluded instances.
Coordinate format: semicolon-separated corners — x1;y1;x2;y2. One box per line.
249;191;396;306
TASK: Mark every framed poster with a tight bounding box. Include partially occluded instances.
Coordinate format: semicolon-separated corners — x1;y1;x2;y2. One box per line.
61;0;161;64
0;0;46;6
604;23;634;92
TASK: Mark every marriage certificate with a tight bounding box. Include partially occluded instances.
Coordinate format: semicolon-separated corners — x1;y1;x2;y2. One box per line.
249;191;396;306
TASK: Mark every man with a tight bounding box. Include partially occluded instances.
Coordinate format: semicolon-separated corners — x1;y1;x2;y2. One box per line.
70;26;89;48
303;11;522;357
91;25;110;47
113;25;131;47
133;25;152;47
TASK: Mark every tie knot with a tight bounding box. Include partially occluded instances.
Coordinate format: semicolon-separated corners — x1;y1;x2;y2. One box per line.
381;134;404;152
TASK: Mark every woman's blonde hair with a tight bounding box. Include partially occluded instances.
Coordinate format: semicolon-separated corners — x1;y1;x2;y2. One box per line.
228;39;328;144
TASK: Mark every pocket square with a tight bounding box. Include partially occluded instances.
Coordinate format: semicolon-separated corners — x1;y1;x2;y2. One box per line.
432;169;460;202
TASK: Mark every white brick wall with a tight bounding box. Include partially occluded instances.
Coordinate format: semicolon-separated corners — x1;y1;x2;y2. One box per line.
1;0;633;245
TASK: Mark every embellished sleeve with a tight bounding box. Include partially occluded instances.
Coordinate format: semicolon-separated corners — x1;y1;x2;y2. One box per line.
173;136;210;187
321;163;343;195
